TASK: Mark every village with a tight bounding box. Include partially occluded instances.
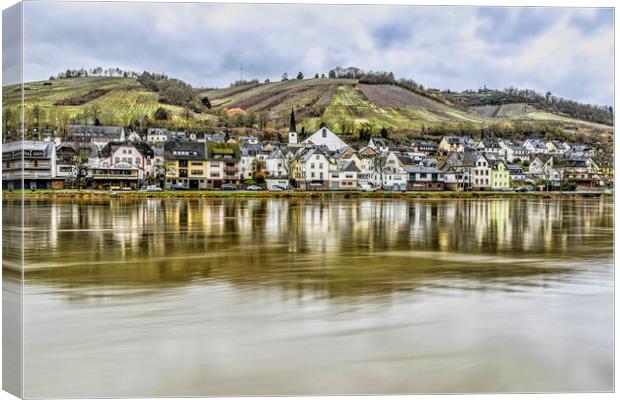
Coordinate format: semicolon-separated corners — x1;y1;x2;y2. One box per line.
1;109;611;193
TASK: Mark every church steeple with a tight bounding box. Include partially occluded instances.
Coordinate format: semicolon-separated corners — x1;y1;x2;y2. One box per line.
289;108;297;133
288;108;298;144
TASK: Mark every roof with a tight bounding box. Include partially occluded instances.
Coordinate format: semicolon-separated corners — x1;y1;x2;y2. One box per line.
302;127;348;152
525;139;547;149
147;128;169;135
508;145;528;152
206;142;240;160
479;139;501;148
204;132;227;143
56;141;100;158
342;161;360;173
333;145;353;159
369;137;388;147
506;164;524;172
445;151;485;168
100;141;154;159
299;146;332;163
289;108;296;133
550;140;568;149
2;140;55;157
240;143;262;157
403;165;446;174
412;140;438;148
164;141;206;160
69;125;124;137
442;136;473;145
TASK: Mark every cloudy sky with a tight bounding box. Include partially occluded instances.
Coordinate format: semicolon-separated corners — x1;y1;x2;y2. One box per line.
6;2;615;105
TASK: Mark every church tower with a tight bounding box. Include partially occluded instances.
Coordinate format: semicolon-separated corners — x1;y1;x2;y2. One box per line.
288;108;297;144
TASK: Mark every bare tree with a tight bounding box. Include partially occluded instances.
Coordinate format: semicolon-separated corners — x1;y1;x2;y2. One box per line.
371;152;388;190
69;150;90;190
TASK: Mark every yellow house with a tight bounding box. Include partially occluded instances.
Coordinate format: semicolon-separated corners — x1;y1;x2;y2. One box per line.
163;141;207;189
490;160;510;190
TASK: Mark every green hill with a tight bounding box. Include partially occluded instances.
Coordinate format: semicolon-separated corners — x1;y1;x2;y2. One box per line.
3;76;613;140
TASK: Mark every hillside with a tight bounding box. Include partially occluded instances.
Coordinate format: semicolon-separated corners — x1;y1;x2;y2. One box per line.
444;88;613;126
2;77;214;129
3;76;613;141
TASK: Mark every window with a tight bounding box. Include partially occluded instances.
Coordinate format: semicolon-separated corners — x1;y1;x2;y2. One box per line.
319;163;323;169
311;172;315;178
322;129;327;138
33;160;39;167
310;163;315;168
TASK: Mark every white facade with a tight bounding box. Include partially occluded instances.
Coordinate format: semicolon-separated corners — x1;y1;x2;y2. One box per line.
300;152;331;181
472;155;491;190
101;144;146;180
302;127;348;152
266;149;289;178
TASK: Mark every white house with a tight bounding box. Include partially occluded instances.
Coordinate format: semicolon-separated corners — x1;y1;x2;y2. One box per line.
443;151;492;191
295;147;333;189
266;148;289;179
146;128;169;145
302;127;348;152
523;139;548;155
500;144;529;163
368;137;389;153
546;140;570;154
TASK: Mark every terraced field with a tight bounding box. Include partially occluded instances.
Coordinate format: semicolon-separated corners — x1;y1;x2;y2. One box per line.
3;77;211;127
4;76;612;135
472;103;612;130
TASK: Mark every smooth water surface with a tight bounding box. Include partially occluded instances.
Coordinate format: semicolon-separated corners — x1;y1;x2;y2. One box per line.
4;198;613;396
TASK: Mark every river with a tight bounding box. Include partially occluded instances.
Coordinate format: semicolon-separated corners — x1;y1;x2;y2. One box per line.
2;198;614;397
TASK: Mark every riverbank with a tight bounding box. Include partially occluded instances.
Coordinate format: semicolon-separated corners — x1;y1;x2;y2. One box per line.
2;189;610;200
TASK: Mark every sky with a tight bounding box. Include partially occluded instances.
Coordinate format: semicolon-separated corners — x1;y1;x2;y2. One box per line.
3;2;615;105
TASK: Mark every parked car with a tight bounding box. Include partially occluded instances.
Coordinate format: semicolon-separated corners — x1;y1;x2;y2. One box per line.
269;185;285;192
171;183;188;191
246;185;262;191
359;183;376;192
121;187;133;191
221;183;237;191
515;186;533;192
145;185;162;192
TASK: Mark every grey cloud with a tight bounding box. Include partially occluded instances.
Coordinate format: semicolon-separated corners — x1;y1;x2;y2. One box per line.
14;2;614;106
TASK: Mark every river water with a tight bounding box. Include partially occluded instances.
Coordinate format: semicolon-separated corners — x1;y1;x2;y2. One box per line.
3;198;614;396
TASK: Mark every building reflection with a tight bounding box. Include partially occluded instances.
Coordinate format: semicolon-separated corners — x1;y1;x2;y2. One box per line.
4;198;613;300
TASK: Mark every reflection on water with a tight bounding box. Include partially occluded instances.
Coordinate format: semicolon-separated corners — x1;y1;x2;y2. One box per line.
4;198;613;396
